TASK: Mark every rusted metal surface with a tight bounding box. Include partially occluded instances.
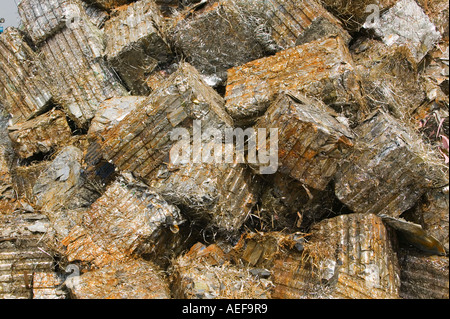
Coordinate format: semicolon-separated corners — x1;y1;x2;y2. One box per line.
99;62;233;180
0;203;56;299
147;153;260;234
8;110;72;159
39;14;128;128
379;214;446;256
66;258;171;299
171;242;272;299
225;36;366;125
0;28;53;125
320;0;397;32
12;162;49;202
82;0;133;11
17;0;87;44
398;248;449;299
335;110;448;217
255;93;354;190
32;146;102;212
237;0;351;48
271;214;401;299
104;0;172;95
407;186;449;252
32;272;66;299
352;39;426;120
62;176;184;267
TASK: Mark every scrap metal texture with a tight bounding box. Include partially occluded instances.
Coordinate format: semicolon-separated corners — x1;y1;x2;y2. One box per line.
272;214;401;299
104;0;172;95
8;109;72;159
335;110;449;217
225;36;366;125
0;28;53;124
62;177;184;267
255;93;354;190
398;248;449;299
99;62;233;181
66;258;171;299
39;14;128;128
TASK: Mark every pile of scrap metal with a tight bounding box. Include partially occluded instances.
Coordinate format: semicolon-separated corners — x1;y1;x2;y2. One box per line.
0;0;448;299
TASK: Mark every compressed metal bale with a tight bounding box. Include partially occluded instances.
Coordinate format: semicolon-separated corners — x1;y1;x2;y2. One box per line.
225;36;367;126
0;204;56;299
147;149;260;234
258;173;350;231
271;213;401;299
0;111;14;200
234;0;351;49
7;109;72;159
171;242;272;299
32;146;103;212
82;2;110;28
11;162;49;202
104;0;172;95
170;1;271;87
99;62;233;181
366;0;441;64
62;176;185;267
65;258;171;299
334;110;449;218
398;248;449;299
81;0;134;11
32;272;66;299
254;93;354;191
0;28;53;124
88;96;147;139
39;15;128;129
18;0;87;44
351;39;426;120
320;0;396;32
406;186;449;252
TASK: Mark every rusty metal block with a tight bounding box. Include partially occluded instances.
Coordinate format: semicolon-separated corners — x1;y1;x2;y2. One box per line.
271;213;401;299
39;16;128;129
235;0;351;49
321;0;396;32
255;93;354;190
170;1;270;87
104;0;172;95
8;110;72;159
62;176;185;267
66;259;171;299
0;28;53;124
0;207;55;299
18;0;88;44
225;36;366;125
407;186;449;252
82;0;133;11
171;242;272;299
12;162;49;201
398;248;449;299
99;62;233;180
32;146;103;212
32;272;66;299
334;110;449;217
352;39;426;119
147;156;260;234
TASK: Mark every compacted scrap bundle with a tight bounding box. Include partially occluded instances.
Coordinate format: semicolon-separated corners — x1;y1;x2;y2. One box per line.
0;0;448;299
